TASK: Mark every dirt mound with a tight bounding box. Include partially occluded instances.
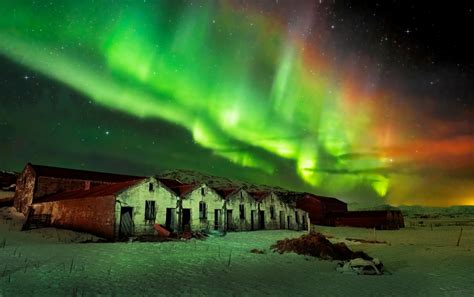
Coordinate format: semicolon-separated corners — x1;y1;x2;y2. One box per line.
271;232;373;261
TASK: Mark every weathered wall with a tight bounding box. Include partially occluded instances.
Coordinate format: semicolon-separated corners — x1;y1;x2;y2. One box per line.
115;177;179;237
225;190;259;231
181;184;224;232
13;164;36;214
31;195;116;239
329;210;404;230
294;208;309;231
259;192;294;230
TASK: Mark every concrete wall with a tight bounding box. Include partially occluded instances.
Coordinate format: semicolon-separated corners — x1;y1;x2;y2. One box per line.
30;195;116;239
181;184;224;232
259;192;295;230
225;189;259;231
115;177;179;237
13;164;36;214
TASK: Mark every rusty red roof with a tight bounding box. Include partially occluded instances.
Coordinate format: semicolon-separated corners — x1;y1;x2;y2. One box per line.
248;191;271;202
157;178;183;188
161;183;199;197
28;163;144;183
214;188;240;198
34;179;144;203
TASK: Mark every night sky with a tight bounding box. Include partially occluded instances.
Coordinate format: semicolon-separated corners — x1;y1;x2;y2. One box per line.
0;1;472;207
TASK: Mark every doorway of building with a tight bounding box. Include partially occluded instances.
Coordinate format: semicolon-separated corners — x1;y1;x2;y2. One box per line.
214;209;221;230
165;208;176;231
287;215;291;230
119;207;134;238
258;210;265;229
251;210;256;230
182;208;191;232
226;210;233;231
279;211;285;229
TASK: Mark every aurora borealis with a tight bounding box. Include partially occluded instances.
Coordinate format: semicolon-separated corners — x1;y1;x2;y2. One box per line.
0;1;472;207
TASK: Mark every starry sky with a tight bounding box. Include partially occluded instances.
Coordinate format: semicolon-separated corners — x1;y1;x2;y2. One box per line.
0;1;472;207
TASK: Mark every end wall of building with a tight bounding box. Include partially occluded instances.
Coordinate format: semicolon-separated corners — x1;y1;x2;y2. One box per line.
30;195;116;239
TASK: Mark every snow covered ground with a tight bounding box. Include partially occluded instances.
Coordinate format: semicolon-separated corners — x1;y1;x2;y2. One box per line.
1;207;473;296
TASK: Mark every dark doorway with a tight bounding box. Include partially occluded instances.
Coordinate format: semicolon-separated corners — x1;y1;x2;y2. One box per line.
165;208;176;231
287;216;291;230
279;211;285;229
251;210;256;230
214;209;221;230
119;207;134;238
258;211;265;229
182;208;191;231
226;210;233;231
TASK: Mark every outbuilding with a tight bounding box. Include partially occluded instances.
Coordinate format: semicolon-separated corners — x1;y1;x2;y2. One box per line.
290;193;348;225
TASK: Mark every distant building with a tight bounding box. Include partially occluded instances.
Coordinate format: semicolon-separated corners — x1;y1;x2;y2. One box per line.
290;193;348;225
326;210;405;230
13;163;143;214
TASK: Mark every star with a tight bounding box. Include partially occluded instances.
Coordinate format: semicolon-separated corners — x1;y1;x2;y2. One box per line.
105;131;110;135
405;29;411;34
23;75;29;80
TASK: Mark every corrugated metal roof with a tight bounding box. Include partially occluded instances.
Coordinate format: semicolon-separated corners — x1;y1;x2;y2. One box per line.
29;163;144;182
34;179;144;203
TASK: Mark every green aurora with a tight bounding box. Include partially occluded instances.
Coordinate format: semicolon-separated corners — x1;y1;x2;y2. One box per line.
1;1;472;206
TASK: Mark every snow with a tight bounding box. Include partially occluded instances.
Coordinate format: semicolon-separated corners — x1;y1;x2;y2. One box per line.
1;207;473;296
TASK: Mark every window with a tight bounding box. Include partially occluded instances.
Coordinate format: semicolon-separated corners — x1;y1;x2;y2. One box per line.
145;200;156;222
270;206;275;220
201;188;205;196
239;204;245;219
149;183;154;192
199;201;207;219
295;211;299;224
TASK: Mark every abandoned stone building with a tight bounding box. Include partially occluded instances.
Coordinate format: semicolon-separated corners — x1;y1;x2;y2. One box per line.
13;163;143;214
18;164;309;240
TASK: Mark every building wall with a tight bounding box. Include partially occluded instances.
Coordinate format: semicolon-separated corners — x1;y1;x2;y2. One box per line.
328;210;405;230
225;190;259;231
181;184;224;232
296;198;324;225
13;164;36;214
115;178;179;237
30;195;116;239
294;208;310;231
296;196;347;225
259;192;293;230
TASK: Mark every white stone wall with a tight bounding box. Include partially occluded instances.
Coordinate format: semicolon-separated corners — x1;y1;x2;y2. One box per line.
115;177;180;237
225;189;259;231
180;184;225;232
259;193;294;230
